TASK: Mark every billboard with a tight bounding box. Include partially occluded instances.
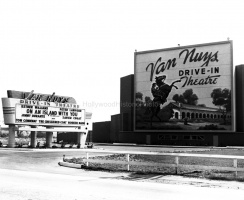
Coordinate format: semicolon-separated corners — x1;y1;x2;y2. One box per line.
134;41;234;132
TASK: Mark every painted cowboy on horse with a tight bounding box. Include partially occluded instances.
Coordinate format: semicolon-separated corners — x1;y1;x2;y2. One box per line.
149;75;181;125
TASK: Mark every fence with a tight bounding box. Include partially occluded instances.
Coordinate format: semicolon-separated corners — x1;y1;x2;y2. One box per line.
71;149;244;176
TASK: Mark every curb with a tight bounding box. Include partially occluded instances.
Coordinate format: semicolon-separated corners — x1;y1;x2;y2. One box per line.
0;147;93;152
226;146;244;149
58;161;85;169
0;147;34;151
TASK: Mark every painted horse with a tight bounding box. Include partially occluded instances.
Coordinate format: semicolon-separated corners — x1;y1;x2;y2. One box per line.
149;76;181;127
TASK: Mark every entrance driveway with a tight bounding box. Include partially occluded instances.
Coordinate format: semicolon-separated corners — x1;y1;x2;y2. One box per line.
0;145;244;199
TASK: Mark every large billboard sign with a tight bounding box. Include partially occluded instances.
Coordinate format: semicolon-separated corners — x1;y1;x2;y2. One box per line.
2;91;85;127
134;41;234;132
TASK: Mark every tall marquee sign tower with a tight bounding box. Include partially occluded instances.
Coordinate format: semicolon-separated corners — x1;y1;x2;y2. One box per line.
2;90;92;148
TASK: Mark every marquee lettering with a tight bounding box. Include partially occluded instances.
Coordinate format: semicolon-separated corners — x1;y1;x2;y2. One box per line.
180;75;221;87
22;91;69;103
179;48;219;67
146;57;177;81
145;47;221;89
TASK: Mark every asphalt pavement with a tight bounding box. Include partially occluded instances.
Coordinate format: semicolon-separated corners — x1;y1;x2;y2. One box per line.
1;168;244;200
1;145;244;199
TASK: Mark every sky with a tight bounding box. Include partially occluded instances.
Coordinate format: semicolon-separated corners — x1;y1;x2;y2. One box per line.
0;0;244;124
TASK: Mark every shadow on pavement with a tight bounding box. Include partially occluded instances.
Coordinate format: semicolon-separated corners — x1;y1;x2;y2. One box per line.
100;172;169;181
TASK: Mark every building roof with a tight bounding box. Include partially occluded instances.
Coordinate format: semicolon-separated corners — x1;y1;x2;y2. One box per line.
170;102;220;112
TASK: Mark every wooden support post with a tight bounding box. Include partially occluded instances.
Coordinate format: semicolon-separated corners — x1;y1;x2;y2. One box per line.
126;154;130;171
175;157;179;175
86;152;89;167
234;159;238;177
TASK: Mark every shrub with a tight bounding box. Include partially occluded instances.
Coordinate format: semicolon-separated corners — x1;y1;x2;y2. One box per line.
198;124;226;130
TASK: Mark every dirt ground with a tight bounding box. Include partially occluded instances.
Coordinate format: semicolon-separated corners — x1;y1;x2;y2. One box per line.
65;148;244;182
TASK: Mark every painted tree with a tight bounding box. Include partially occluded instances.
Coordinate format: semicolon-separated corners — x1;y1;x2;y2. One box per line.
173;89;198;105
135;92;144;107
136;92;143;100
210;88;231;124
172;94;186;104
145;96;152;103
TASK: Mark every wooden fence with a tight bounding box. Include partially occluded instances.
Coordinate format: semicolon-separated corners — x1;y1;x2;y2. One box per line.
74;149;244;176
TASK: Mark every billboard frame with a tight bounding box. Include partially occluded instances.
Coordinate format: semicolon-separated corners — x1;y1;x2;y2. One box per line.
134;40;235;132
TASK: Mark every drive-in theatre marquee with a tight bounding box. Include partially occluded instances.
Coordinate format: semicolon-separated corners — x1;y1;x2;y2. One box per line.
134;41;234;132
2;90;85;127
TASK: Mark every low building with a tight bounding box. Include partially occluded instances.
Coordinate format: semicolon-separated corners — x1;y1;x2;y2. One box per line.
169;102;231;120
